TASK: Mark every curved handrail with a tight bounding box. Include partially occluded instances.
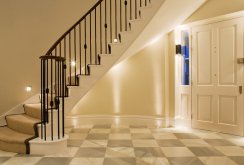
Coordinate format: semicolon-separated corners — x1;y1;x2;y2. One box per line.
40;55;65;61
46;0;103;55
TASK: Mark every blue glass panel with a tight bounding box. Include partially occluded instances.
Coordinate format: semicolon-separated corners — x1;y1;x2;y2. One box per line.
181;31;190;85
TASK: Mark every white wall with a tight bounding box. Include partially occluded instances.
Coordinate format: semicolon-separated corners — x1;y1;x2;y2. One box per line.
0;0;96;115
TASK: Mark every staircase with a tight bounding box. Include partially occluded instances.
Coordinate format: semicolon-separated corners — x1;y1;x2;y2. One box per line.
0;0;165;154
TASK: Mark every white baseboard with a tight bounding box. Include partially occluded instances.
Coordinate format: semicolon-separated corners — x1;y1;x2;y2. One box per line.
65;115;171;128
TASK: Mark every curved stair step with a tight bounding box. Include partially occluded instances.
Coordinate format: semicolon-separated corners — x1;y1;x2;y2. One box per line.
24;104;41;119
6;114;40;135
0;127;33;154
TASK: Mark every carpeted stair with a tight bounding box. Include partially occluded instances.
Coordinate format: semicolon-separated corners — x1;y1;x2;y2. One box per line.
0;104;41;154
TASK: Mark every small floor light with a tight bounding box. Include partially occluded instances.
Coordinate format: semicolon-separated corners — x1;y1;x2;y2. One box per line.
26;86;32;92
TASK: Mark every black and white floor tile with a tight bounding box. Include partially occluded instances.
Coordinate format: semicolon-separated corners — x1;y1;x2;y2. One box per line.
1;124;244;164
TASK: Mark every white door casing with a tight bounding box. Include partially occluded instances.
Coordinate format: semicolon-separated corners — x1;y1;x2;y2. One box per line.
191;18;244;135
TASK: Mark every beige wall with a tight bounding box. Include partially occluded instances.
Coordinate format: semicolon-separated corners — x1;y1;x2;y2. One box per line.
70;36;167;117
0;0;96;115
185;0;244;23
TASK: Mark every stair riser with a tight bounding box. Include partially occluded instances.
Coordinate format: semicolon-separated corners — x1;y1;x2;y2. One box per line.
0;141;27;154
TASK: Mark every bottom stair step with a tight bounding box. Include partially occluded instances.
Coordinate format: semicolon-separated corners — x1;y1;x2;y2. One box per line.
0;127;33;154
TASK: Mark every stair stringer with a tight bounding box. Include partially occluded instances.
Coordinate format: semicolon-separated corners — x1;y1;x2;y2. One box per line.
63;0;166;115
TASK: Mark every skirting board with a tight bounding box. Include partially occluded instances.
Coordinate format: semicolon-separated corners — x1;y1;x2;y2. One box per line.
66;115;173;128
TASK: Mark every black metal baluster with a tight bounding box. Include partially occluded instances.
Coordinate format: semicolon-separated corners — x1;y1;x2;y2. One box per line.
51;59;53;140
59;43;61;57
90;13;92;64
124;0;127;31
130;0;132;20
64;37;67;94
120;0;122;31
84;18;87;74
105;0;108;54
69;32;71;85
100;3;103;54
115;0;118;39
74;28;77;85
57;60;60;139
41;60;43;139
43;60;48;140
110;0;112;43
79;23;82;75
95;8;97;64
54;48;56;56
62;61;65;138
135;0;138;19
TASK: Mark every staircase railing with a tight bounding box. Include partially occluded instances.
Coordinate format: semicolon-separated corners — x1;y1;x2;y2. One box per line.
40;0;151;140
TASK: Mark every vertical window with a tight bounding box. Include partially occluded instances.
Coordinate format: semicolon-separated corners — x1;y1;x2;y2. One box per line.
181;30;189;85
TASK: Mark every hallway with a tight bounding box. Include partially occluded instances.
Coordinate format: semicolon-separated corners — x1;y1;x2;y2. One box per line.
1;123;244;165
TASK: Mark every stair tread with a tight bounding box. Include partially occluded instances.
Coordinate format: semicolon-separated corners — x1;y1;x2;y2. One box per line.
6;114;40;124
6;114;40;135
0;126;32;143
24;103;41;109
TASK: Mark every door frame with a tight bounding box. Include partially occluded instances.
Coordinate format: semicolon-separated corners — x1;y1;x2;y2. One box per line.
174;10;244;132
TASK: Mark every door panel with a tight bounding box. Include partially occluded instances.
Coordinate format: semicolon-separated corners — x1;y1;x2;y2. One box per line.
197;30;213;85
218;96;237;125
197;95;212;122
218;25;236;85
192;18;243;136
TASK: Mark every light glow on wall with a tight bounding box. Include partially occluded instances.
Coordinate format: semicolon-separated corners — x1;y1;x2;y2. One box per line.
111;63;124;114
152;56;163;116
148;36;161;45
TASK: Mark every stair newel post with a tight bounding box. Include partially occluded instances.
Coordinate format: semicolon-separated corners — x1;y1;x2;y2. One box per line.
124;0;128;31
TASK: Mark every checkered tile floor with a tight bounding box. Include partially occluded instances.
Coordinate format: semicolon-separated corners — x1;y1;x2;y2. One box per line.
1;124;244;164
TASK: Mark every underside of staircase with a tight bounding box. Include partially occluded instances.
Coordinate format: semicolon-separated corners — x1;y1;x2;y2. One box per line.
0;0;165;154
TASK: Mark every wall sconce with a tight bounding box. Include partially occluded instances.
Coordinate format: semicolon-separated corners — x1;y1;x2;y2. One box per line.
176;44;181;54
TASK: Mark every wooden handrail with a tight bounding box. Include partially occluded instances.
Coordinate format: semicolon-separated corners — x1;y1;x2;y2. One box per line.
40;55;65;61
45;0;103;55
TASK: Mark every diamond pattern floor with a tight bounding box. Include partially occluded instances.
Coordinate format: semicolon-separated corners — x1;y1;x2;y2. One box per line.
1;124;244;164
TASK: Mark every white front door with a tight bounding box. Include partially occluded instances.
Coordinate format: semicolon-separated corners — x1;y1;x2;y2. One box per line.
192;18;244;135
